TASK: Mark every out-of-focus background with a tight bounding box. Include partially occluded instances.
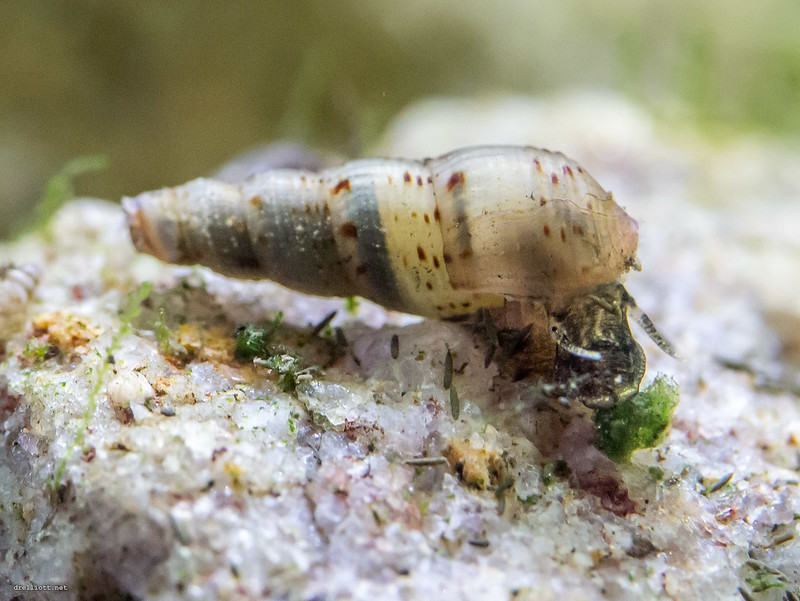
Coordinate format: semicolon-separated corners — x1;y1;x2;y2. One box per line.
2;0;799;238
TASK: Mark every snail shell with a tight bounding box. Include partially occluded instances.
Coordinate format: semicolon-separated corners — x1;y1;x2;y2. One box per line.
0;263;40;339
124;146;638;318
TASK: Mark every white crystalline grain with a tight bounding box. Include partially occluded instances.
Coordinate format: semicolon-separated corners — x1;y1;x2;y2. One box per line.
106;369;155;409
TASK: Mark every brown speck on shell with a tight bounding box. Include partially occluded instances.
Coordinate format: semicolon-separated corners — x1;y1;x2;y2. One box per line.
433;256;440;268
543;224;551;237
340;222;358;238
446;171;465;192
551;173;559;185
403;171;412;183
417;246;427;261
332;179;351;194
560;227;566;242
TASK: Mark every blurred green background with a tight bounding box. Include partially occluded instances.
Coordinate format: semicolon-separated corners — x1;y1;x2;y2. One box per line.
2;0;799;238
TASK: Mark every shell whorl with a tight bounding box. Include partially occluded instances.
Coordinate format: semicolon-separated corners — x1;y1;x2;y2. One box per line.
0;263;41;339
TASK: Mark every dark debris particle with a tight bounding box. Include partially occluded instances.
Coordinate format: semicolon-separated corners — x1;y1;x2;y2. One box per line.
449;385;460;420
405;456;448;467
312;310;337;337
443;349;453;390
626;535;657;558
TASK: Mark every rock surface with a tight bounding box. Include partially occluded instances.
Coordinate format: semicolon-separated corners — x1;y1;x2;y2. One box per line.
2;94;799;600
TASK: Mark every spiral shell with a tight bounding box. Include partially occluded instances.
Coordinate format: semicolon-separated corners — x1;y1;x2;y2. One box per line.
124;146;638;319
0;263;40;339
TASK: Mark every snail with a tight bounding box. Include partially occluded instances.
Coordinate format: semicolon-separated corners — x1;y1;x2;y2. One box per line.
124;145;674;405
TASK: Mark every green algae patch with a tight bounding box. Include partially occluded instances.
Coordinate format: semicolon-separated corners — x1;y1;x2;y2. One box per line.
593;375;679;462
26;155;108;238
234;316;305;393
234;314;283;361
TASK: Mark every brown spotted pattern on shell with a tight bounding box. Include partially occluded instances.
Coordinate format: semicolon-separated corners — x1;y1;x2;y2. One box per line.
124;146;639;319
